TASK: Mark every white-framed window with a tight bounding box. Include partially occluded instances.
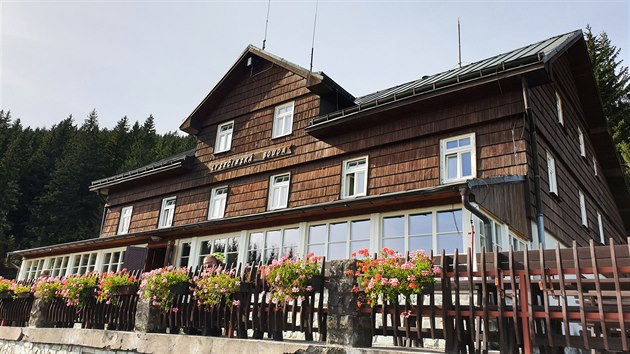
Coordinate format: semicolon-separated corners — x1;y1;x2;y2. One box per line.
208;186;228;220
440;133;476;183
272;101;294;138
71;252;97;275
556;90;564;126
117;206;133;235
578;127;586;157
597;212;604;244
510;233;527;251
158;197;176;228
23;259;45;280
268;173;290;210
197;236;240;268
476;217;506;252
546;151;558;195
177;240;193;268
248;227;299;264
100;249;126;273
382;209;463;255
593;156;598;176
48;256;70;278
342;157;368;198
215;121;234;154
579;190;588;227
307;219;371;260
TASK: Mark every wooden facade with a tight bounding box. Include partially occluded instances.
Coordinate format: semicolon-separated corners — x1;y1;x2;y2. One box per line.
13;30;629;278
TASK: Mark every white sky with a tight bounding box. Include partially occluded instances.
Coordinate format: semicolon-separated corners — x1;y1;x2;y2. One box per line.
1;0;628;134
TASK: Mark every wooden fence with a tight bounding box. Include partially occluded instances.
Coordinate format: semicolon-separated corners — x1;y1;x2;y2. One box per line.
367;239;630;353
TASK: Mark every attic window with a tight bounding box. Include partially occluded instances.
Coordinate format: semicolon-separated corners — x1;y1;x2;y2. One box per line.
556;91;564;126
272;102;294;139
215;121;234;154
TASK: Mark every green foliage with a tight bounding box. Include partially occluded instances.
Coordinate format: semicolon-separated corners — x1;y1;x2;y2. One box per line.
33;277;62;302
193;269;241;307
260;254;321;306
138;266;190;312
0;111;195;272
585;26;630;181
59;273;98;308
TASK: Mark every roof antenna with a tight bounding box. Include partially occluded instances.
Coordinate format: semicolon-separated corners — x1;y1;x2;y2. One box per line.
262;0;271;50
458;17;462;68
309;0;319;74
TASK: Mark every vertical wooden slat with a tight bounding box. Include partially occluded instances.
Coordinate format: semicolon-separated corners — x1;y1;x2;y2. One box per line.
508;246;520;345
480;247;489;351
429;250;436;340
521;245;533;354
538;243;553;347
453;248;462;349
555;244;570;348
610;239;628;351
589;239;608;350
572;241;589;349
495;246;506;351
467;249;475;353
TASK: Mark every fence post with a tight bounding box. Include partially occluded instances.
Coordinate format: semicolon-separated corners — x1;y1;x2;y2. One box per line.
134;300;165;333
27;298;52;328
326;259;372;348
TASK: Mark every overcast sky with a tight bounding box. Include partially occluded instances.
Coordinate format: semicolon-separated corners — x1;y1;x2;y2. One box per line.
1;1;628;134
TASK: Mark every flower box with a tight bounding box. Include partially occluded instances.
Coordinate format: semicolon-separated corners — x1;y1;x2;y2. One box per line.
16;292;34;299
0;291;13;299
168;282;190;295
310;275;323;289
111;284;139;296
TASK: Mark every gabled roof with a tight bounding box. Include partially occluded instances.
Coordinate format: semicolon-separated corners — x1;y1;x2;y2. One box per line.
179;45;354;135
90;149;195;193
309;30;583;127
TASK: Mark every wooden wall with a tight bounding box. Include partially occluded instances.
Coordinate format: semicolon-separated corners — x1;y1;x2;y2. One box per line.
528;55;626;246
100;62;530;237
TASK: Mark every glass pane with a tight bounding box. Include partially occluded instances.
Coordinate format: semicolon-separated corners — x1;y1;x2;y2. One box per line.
227;238;239;253
181;243;191;257
409;236;433;253
308;225;326;244
346;174;355;196
329;222;347;243
446;140;458;149
437;210;462;233
283;228;299;248
447;155;458;179
459;137;470;146
382;237;404;254
350;240;370;257
248;250;261;265
461;152;472;177
249;232;264;252
266;230;282;249
383;216;404;237
437;233;463;255
356;171;366;194
213;238;226;254
200;240;212;256
351;220;370;240
327;242;346;260
225;253;238;269
409;213;432;235
307;244;325;257
265;248;280;264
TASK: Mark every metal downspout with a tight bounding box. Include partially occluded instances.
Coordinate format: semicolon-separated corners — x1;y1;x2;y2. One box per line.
522;76;546;247
460;187;493;251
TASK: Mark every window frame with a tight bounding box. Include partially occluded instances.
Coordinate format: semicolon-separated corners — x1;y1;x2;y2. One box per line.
578;127;586;158
556;90;564;126
578;190;588;227
215;120;234;154
440;133;476;184
158;196;177;229
117;206;133;235
306;218;372;261
597;212;604;244
247;226;301;265
341;156;368;199
272;101;295;139
100;248;126;273
546;151;558;195
208;186;228;220
268;173;290;210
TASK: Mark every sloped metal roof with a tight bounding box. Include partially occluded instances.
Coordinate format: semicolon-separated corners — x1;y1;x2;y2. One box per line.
355;30;581;105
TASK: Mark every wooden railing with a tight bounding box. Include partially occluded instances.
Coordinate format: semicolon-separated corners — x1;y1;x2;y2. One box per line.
0;280;36;327
365;239;630;353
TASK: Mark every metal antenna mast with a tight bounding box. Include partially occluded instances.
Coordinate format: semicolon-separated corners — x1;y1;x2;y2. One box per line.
309;0;319;73
458;18;462;68
262;0;271;50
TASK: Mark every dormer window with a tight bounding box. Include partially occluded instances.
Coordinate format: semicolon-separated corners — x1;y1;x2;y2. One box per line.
272;102;294;138
215;121;234;154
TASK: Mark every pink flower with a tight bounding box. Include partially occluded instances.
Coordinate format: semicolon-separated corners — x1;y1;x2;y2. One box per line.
389;278;400;287
306;286;313;292
432;266;442;276
233;300;240;307
421;270;429;276
172;307;179;313
407;275;416;281
292;287;300;293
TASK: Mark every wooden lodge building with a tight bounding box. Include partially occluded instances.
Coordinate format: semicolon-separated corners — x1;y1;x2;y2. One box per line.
12;30;630;279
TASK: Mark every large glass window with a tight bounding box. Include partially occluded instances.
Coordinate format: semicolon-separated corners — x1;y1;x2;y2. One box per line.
101;250;125;273
546;151;558;195
117;206;133;235
198;237;240;269
307;220;371;260
158;197;176;228
268;173;290;210
272;102;294;138
24;259;45;280
215;121;234;153
49;256;69;277
248;228;299;264
177;241;192;268
342;157;368;198
382;209;463;255
71;253;97;274
440;134;476;183
209;186;228;220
